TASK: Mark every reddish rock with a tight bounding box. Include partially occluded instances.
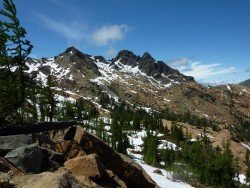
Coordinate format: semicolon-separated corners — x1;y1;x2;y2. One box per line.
64;154;105;179
12;168;86;188
53;140;85;160
74;126;157;188
106;169;127;188
0;157;24;175
48;127;74;143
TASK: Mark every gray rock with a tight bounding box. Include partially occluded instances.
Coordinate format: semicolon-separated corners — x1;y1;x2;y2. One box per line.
153;169;163;175
111;50;140;67
0;134;34;156
5;144;43;173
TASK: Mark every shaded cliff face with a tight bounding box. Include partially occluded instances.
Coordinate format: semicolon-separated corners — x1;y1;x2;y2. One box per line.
111;50;194;82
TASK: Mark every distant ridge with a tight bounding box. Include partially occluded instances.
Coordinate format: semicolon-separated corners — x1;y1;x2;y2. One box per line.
239;78;250;87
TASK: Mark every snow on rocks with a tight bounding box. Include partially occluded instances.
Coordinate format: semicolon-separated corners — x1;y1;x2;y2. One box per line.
227;85;232;92
125;129;194;187
234;174;250;185
127;150;193;188
242;143;250;150
158;140;178;150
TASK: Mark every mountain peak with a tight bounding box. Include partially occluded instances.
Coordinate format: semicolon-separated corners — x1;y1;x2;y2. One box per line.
141;52;155;62
111;50;140;66
64;46;80;54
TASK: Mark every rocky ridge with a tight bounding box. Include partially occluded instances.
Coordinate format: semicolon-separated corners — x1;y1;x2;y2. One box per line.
239;78;250;87
24;47;250;125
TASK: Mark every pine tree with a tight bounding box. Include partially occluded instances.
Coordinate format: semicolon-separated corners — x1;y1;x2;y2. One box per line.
64;100;76;120
246;149;250;183
143;131;158;166
97;120;105;140
132;113;140;130
0;0;33;122
111;118;120;149
163;147;175;167
29;87;38;123
76;97;85;121
44;75;56;121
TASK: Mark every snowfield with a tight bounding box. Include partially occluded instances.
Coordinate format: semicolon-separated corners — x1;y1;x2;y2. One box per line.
127;130;193;188
137;159;193;188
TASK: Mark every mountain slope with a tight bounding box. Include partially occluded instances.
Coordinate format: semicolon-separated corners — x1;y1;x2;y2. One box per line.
25;46;250;125
240;78;250;87
22;46;250;184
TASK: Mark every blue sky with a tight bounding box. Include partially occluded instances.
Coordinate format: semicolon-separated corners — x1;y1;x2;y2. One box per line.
9;0;250;84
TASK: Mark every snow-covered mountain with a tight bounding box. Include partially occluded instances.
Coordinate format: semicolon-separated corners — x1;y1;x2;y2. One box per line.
23;46;250;187
26;46;193;96
25;46;249;124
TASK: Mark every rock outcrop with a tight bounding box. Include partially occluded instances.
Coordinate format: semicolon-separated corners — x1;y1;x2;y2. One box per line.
5;144;43;173
13;168;87;188
53;140;86;160
111;50;140;67
111;50;194;82
73;126;156;188
0;134;34;156
64;154;105;178
0;124;157;188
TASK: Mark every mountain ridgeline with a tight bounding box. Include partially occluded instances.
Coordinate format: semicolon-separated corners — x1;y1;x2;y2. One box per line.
240;78;250;87
111;49;194;82
1;0;250;186
25;46;250;126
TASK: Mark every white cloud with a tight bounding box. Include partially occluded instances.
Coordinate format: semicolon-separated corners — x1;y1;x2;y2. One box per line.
105;47;117;58
36;14;86;41
181;62;236;79
91;25;128;46
36;14;129;56
167;58;237;81
167;58;191;68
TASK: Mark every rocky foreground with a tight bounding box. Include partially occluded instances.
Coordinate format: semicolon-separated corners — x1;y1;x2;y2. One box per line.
0;123;157;188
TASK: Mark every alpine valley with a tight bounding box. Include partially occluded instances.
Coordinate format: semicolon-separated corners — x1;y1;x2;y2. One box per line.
20;46;250;187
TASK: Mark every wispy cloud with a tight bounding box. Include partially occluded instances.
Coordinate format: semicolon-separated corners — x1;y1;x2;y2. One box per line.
91;25;128;46
167;58;191;68
36;14;87;41
167;59;236;79
105;47;117;59
181;62;235;79
36;14;129;57
167;58;194;72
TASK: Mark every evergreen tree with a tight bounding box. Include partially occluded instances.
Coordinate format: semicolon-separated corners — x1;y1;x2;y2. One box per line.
171;122;184;145
132;113;140;130
37;83;46;121
111;118;120;149
0;0;33;122
64;100;76;120
163;146;175;167
246;149;250;183
76;97;85;121
44;75;56;121
97;119;105;140
29;87;38;122
143;131;158;166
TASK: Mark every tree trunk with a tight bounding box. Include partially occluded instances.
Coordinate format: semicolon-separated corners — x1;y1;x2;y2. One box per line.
0;121;77;136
